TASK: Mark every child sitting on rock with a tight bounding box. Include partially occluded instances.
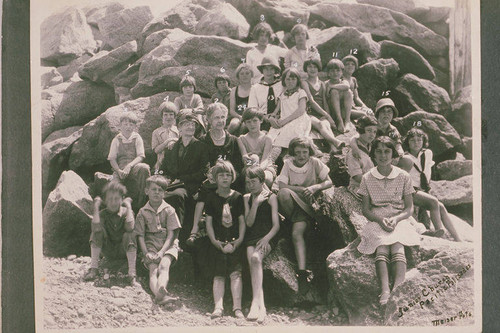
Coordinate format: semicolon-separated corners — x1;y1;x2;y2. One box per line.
277;137;332;294
325;59;353;133
83;181;138;287
399;128;462;241
174;75;205;132
243;166;280;322
151;101;179;172
135;175;182;305
211;73;231;110
342;55;372;119
205;161;246;319
357;136;421;305
346;115;378;198
237;108;276;188
267;67;311;165
107;111;151;212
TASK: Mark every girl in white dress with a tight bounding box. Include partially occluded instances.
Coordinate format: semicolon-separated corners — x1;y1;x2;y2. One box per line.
357;136;421;305
267;67;311;162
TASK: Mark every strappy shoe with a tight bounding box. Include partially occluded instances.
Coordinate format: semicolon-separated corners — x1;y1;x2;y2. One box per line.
423;229;445;238
379;291;391;305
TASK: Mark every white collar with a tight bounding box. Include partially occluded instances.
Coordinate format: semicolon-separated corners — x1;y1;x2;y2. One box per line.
144;200;170;214
370;166;403;180
117;132;139;143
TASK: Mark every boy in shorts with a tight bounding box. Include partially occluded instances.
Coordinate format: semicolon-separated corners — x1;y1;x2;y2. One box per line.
135;176;182;304
83;181;139;286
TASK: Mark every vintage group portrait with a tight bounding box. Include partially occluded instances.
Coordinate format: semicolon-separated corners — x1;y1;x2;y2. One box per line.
30;0;481;331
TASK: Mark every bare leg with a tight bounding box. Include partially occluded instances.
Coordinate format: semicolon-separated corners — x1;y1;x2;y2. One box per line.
148;264;159;297
329;89;344;132
247;246;265;319
277;188;295;221
213;276;225;312
311;117;343;151
341;90;353;127
439;202;463;241
264;171;274;189
292;221;307;270
157;255;173;294
190;201;205;235
413;191;445;232
229;271;243;312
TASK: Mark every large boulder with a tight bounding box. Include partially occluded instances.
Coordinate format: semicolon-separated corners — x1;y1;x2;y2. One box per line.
356;58;400;110
112;63;141;104
227;0;310;33
310;3;447;59
141;29;179;56
327;236;474;325
68;91;173;173
138;0;223;50
41;81;116;140
56;54;93;81
43;171;93;257
458;137;473;160
42;127;83;206
97;6;153;49
309;26;380;67
380;40;435;80
407;5;451;38
391;74;452;116
41;67;64;89
429;175;473;207
194;3;250;40
435;160;473;181
393;111;462;163
446;85;473;137
132;30;252;98
41;7;97;66
356;0;416;14
78;41;138;85
83;2;125;27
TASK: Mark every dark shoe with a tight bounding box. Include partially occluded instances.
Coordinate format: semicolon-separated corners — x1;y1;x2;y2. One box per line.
83;268;98;281
297;270;314;295
423;228;445;238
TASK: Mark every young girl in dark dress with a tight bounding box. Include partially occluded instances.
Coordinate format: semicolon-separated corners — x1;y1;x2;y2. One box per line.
205;161;246;319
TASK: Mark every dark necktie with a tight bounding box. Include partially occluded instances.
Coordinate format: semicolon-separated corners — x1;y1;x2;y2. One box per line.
267;85;276;114
414;151;430;192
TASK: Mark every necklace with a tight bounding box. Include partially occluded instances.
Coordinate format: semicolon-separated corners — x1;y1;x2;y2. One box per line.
210;130;225;142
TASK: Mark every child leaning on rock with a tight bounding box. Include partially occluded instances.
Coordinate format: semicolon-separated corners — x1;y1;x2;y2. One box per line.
108;111;151;212
83;181;139;287
135;175;182;305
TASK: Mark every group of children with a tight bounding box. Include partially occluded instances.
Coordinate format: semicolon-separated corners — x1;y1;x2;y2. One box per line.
82;20;465;319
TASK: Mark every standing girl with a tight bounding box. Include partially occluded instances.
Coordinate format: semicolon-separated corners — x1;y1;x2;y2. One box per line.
205;161;246;319
228;63;254;135
357;136;421;305
400;128;462;241
284;24;320;80
277;137;332;293
267;67;311;163
244;166;280;322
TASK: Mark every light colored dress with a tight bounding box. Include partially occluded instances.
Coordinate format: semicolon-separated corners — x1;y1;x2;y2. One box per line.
284;45;320;80
267;89;311;148
277;156;330;217
357;166;421;254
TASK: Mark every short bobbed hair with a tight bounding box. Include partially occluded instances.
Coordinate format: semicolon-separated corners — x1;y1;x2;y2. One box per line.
103;180;127;198
370;136;399;159
146;175;169;191
235;63;254;80
290;24;309;39
252;22;274;40
326;58;344;72
403;127;429;151
179;75;197;92
242;107;263;122
120;111;139;124
356;115;378;134
159;101;178;116
244;166;266;183
281;67;302;89
210;160;237;183
288;136;320;157
214;73;231;88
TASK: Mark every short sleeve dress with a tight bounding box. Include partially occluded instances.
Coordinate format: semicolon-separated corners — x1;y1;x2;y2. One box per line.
267;89;311;148
277;157;329;220
357;166;421;254
205;190;245;277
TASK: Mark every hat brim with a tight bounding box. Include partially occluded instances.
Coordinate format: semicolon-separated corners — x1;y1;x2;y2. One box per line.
375;104;399;118
257;64;281;74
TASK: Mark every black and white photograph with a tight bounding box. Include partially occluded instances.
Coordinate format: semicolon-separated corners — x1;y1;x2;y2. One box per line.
31;0;481;331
